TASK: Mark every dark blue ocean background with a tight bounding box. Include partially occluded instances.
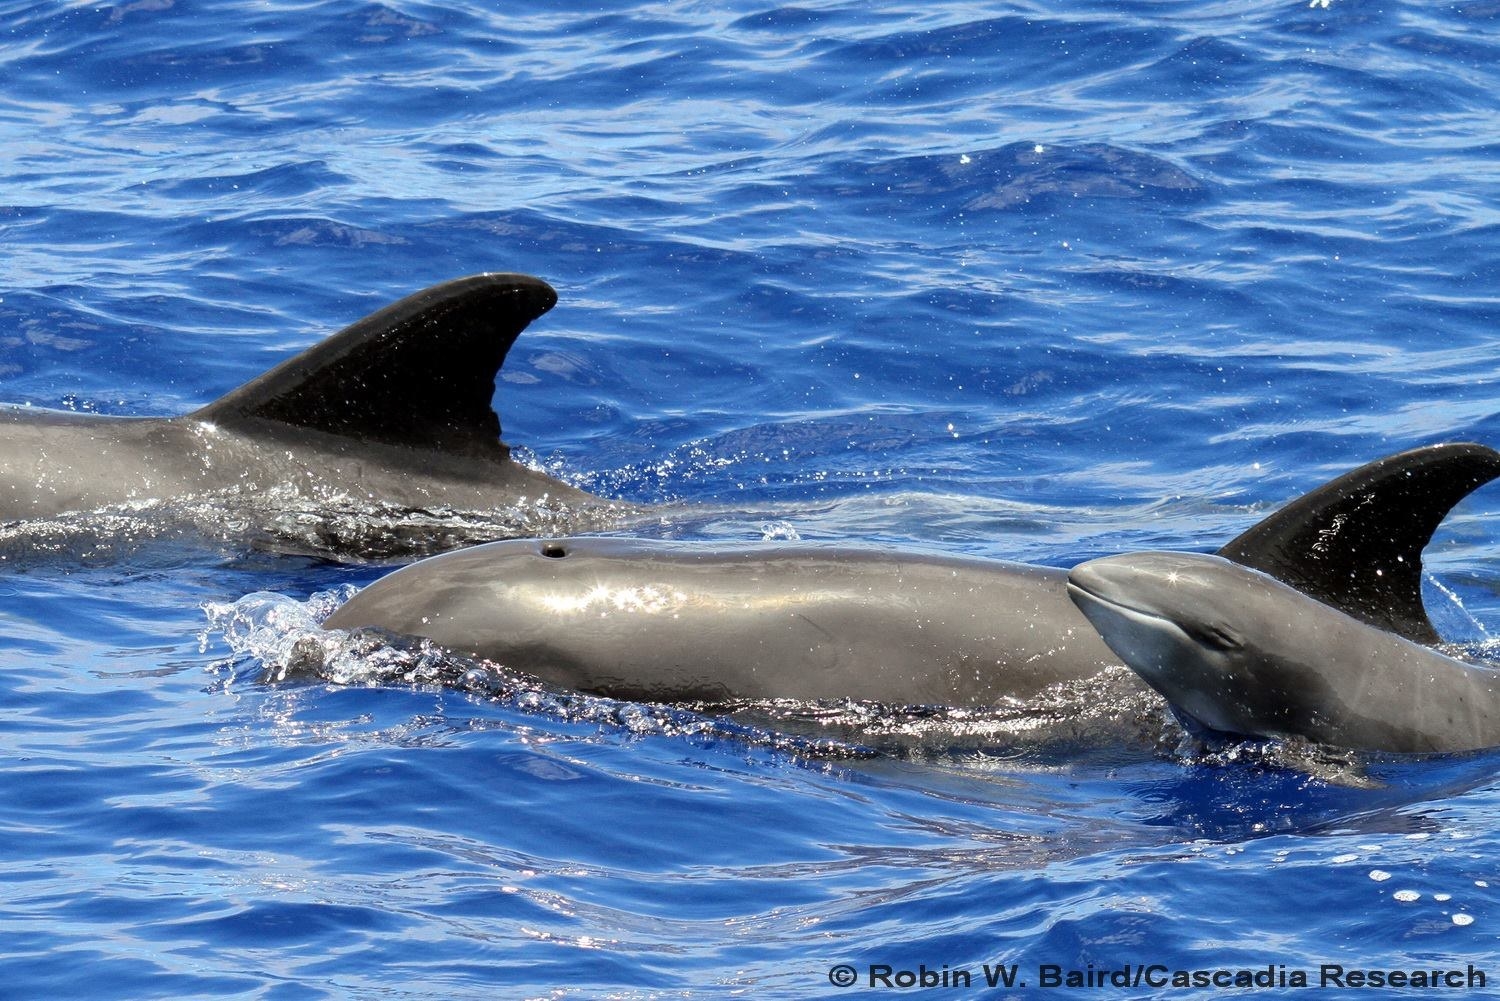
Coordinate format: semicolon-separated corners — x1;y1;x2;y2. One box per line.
5;1;1500;997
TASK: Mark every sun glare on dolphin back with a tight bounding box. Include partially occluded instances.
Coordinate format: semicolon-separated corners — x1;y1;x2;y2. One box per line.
539;584;690;615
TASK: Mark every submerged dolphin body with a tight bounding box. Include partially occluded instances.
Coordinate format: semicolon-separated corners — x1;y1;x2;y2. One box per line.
1;275;631;556
1067;551;1500;754
323;443;1500;707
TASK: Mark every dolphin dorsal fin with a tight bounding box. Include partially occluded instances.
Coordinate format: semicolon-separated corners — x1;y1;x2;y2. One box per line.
193;274;558;458
1217;442;1500;644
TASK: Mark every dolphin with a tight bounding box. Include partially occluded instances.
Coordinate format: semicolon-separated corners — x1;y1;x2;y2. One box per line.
324;535;1117;705
1;274;633;556
322;443;1500;706
1067;551;1500;754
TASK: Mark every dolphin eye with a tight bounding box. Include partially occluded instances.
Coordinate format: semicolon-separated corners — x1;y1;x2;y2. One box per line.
1187;622;1242;651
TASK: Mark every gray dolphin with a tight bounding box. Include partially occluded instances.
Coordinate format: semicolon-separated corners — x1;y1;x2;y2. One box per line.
323;443;1500;707
325;536;1113;704
1067;551;1500;754
1;274;632;556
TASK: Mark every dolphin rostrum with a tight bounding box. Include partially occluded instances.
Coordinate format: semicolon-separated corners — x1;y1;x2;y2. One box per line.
323;443;1500;707
1;274;632;556
1067;551;1500;754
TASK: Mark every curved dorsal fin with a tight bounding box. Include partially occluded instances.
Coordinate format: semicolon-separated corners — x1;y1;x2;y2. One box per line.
193;273;557;458
1217;442;1500;644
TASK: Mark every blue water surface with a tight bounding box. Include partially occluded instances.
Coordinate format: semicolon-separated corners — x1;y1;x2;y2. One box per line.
4;1;1500;997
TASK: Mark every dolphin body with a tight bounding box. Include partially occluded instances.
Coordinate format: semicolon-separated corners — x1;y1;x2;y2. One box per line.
326;536;1111;705
0;274;630;556
1067;551;1500;754
323;443;1500;707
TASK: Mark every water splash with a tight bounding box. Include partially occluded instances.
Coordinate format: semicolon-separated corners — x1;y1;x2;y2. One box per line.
201;588;875;760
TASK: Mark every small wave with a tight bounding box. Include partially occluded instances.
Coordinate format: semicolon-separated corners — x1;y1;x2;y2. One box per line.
0;488;636;565
826;142;1206;217
707;668;1176;765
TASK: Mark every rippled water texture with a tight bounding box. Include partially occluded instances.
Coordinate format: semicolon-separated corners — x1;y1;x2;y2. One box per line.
4;2;1500;998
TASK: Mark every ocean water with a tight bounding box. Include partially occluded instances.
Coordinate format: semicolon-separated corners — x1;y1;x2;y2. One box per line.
4;1;1500;997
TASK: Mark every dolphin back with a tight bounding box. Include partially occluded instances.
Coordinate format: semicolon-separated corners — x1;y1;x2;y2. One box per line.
193;273;557;458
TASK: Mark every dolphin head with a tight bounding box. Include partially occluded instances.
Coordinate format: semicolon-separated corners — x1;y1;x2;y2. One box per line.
1065;551;1321;739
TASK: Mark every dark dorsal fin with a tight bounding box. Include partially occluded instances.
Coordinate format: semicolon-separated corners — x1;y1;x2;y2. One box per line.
193;274;558;458
1217;442;1500;645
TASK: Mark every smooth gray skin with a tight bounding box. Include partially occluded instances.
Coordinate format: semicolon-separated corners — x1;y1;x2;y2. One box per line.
1067;552;1500;754
0;274;626;552
0;408;599;521
323;536;1122;705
